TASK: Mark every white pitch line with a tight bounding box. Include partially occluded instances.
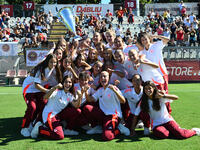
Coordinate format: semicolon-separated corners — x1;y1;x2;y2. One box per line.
0;93;21;95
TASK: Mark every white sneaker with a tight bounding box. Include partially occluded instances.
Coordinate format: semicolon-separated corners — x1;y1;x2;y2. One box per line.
86;125;102;135
136;121;144;128
192;128;200;136
63;129;79;135
21;128;31;137
31;121;42;138
144;127;150;136
118;123;130;136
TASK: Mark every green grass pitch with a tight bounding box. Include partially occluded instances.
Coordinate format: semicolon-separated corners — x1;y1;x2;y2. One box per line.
0;83;200;150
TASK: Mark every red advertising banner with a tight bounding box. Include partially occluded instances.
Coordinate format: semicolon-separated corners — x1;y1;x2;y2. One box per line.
0;5;13;16
125;0;136;9
165;60;200;81
23;1;34;11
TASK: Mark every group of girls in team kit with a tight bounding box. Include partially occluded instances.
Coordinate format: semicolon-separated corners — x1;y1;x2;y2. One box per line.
20;31;200;141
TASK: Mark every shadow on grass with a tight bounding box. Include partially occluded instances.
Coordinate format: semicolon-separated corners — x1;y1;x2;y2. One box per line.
0;117;144;145
0;117;25;145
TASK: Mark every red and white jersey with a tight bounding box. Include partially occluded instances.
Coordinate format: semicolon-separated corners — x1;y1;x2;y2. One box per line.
34;68;58;87
22;76;38;93
123;45;139;57
122;87;143;114
109;72;132;90
91;73;100;88
63;70;73;78
135;98;173;128
74;83;96;106
137;62;164;85
139;41;167;77
93;85;123;118
42;90;74;123
114;56;138;80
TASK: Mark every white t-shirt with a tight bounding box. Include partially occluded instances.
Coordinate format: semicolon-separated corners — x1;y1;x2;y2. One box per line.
91;73;100;88
114;56;138;80
22;76;38;93
122;87;143;114
137;62;164;84
42;90;74;123
92;85;123;118
189;15;195;23
74;83;96;106
123;45;139;57
34;67;58;87
63;70;73;78
135;98;173;128
139;41;167;77
109;72;132;90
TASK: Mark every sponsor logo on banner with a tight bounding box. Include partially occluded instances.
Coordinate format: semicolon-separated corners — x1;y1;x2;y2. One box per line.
27;51;37;61
43;4;113;17
165;60;200;81
26;50;49;67
0;42;18;56
2;44;10;52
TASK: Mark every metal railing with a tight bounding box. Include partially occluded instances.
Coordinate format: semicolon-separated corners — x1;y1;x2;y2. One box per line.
163;46;200;60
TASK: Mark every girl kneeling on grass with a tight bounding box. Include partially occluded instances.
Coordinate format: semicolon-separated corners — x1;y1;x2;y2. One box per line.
21;54;62;137
131;81;200;139
31;75;84;140
83;71;130;141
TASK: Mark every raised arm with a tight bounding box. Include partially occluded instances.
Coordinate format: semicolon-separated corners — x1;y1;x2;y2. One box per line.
108;85;126;104
140;59;159;68
43;83;63;99
156;90;179;100
35;83;49;93
81;61;92;71
153;35;170;45
71;90;84;108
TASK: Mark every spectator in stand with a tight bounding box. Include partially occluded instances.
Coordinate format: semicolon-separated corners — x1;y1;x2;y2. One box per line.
117;7;124;25
170;22;178;40
30;35;40;48
115;25;122;37
105;9;113;24
184;18;191;28
128;9;134;25
149;9;155;19
179;1;184;16
181;6;186;19
157;25;164;35
176;27;185;46
189;13;195;23
189;27;196;46
163;27;171;39
163;10;169;22
183;26;190;46
192;17;199;30
197;25;200;46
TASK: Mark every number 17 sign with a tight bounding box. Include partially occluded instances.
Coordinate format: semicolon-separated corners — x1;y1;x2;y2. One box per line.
23;1;34;11
125;0;136;9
